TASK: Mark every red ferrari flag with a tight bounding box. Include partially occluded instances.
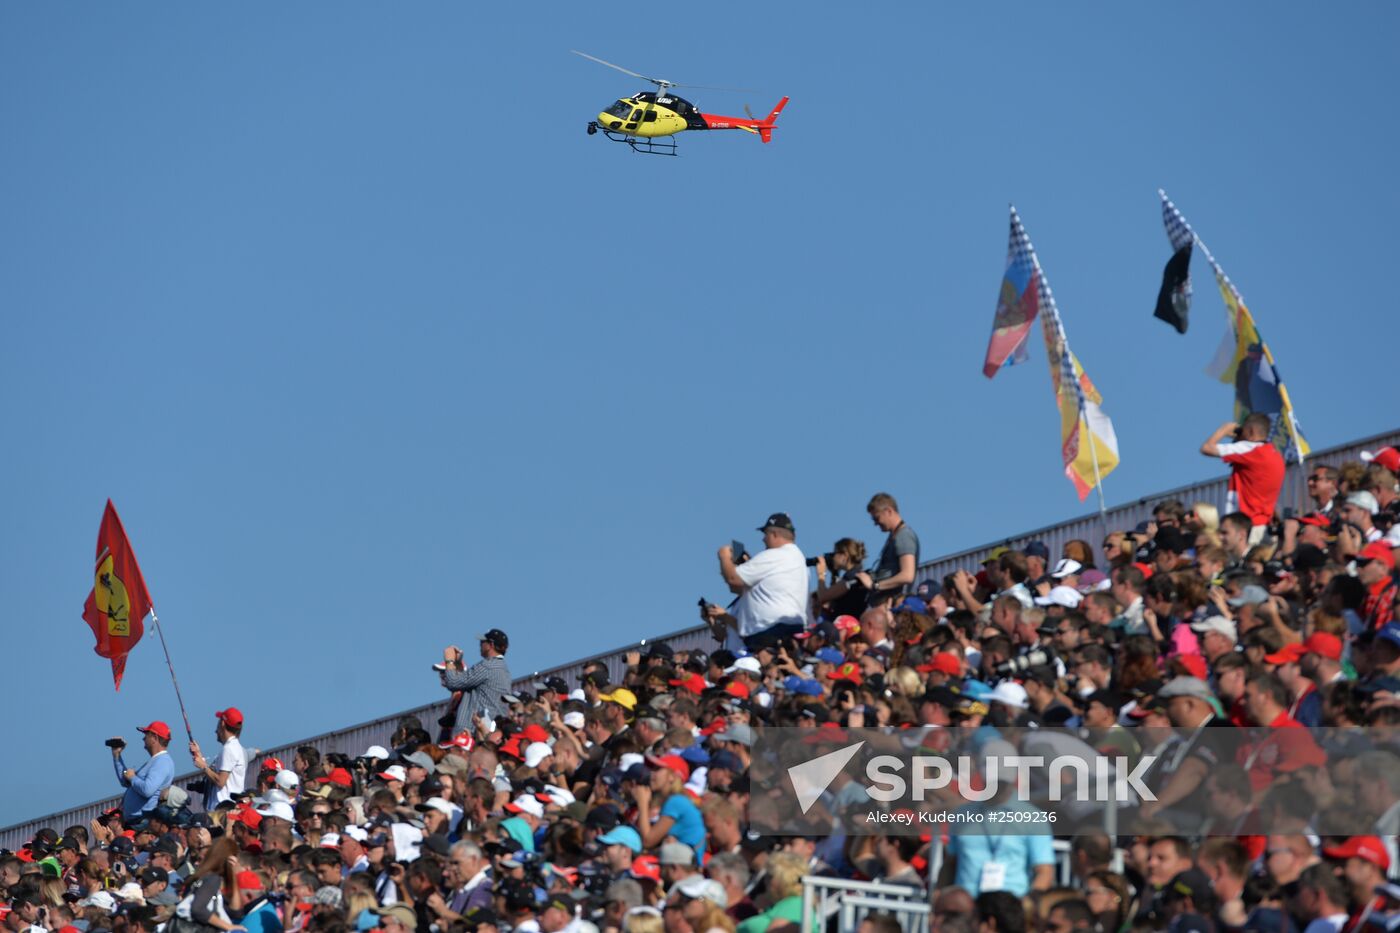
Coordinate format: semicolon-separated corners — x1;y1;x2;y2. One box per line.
82;500;154;690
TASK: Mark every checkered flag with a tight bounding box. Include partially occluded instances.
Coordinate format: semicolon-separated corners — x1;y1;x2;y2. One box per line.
1154;189;1195;334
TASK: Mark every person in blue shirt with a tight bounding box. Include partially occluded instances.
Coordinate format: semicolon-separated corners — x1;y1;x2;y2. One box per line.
111;720;176;823
940;776;1055;898
632;755;706;861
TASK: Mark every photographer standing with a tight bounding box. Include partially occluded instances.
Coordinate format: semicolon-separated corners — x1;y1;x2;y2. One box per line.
811;538;868;621
857;492;919;605
1201;415;1284;545
109;721;175;823
705;513;807;651
439;629;512;737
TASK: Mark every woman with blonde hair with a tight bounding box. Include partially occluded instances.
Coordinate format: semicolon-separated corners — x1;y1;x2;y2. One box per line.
737;852;808;933
1187;501;1221;548
342;873;378;926
884;666;922;698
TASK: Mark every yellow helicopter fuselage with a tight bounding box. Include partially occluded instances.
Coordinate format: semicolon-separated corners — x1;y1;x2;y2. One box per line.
595;97;688;137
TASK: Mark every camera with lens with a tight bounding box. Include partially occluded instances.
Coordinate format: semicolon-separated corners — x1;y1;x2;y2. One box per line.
996;648;1056;676
805;551;837;569
105;738;127;749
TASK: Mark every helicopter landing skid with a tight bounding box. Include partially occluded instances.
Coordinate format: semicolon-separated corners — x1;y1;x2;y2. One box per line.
590;123;678;156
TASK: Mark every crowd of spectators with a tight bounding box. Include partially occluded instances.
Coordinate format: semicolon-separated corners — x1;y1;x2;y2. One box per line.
4;435;1400;933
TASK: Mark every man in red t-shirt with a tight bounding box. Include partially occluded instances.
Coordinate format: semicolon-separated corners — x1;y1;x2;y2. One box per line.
1201;414;1285;540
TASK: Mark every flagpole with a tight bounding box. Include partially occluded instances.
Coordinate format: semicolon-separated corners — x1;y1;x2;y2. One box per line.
149;610;193;742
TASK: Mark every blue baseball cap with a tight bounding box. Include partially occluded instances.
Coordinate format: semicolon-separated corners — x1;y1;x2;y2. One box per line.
677;745;710;767
708;750;744;773
596;826;643;853
962;680;994;703
814;648;844;665
1024;541;1050;560
1377;622;1400;650
896;596;928;614
914;579;943;599
782;675;823;696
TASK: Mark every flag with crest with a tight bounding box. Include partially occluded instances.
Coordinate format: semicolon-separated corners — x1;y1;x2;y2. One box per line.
82;500;154;690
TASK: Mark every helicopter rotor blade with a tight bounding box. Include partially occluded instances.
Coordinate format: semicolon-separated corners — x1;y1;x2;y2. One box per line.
669;82;758;94
571;50;669;87
744;105;756;122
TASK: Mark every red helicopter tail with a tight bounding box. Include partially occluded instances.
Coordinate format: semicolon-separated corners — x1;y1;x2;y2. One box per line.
758;96;789;143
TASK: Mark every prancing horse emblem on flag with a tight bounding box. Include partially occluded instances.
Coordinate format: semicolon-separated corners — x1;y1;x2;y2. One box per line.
94;550;131;637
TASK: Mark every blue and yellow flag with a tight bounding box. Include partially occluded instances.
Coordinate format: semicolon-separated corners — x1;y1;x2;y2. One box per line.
1204;270;1310;462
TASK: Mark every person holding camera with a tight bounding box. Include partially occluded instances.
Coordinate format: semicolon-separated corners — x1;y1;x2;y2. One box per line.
109;721;175;823
704;512;807;652
438;629;512;738
811;538;868;621
1201;414;1284;546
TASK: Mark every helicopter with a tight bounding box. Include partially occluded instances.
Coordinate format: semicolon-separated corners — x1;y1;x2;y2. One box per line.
573;51;789;156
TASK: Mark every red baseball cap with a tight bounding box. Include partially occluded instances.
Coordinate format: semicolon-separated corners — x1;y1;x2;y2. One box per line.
438;731;474;751
827;662;863;685
1361;446;1400;473
1299;512;1331;528
916;652;961;676
644;754;690;782
832;615;861;635
1303;632;1343;661
629;855;661;883
667;673;706;695
520;724;551;745
261;756;284;772
324;767;353;788
1264;643;1307;666
1323;835;1391;869
136;721;172;740
724;681;750;699
236;870;264;891
216;708;244;728
1356;542;1397;570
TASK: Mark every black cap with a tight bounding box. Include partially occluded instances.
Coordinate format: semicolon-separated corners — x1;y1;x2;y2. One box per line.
139;866;169;885
1086;689;1123;713
479;628;509;653
55;836;81;851
1154;526;1190;554
1292;544;1327;571
462;908;501;931
646;641;674;659
422;833;452;858
757;512;795;534
543;676;569;694
1166;868;1215;904
920;686;962;708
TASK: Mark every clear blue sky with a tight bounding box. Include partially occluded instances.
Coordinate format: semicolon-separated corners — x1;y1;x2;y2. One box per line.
3;3;1396;826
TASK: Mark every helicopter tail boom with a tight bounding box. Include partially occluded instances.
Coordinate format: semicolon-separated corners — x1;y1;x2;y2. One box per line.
701;96;790;142
758;96;789;143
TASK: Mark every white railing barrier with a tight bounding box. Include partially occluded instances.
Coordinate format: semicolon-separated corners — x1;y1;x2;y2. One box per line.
802;876;930;933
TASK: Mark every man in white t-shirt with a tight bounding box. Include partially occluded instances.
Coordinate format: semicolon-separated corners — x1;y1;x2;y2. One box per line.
190;706;248;808
704;512;808;651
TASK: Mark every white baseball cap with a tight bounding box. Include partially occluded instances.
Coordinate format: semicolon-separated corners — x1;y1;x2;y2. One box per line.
505;795;545;819
524;742;554;769
991;682;1029;710
724;657;762;675
362;745;390;760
